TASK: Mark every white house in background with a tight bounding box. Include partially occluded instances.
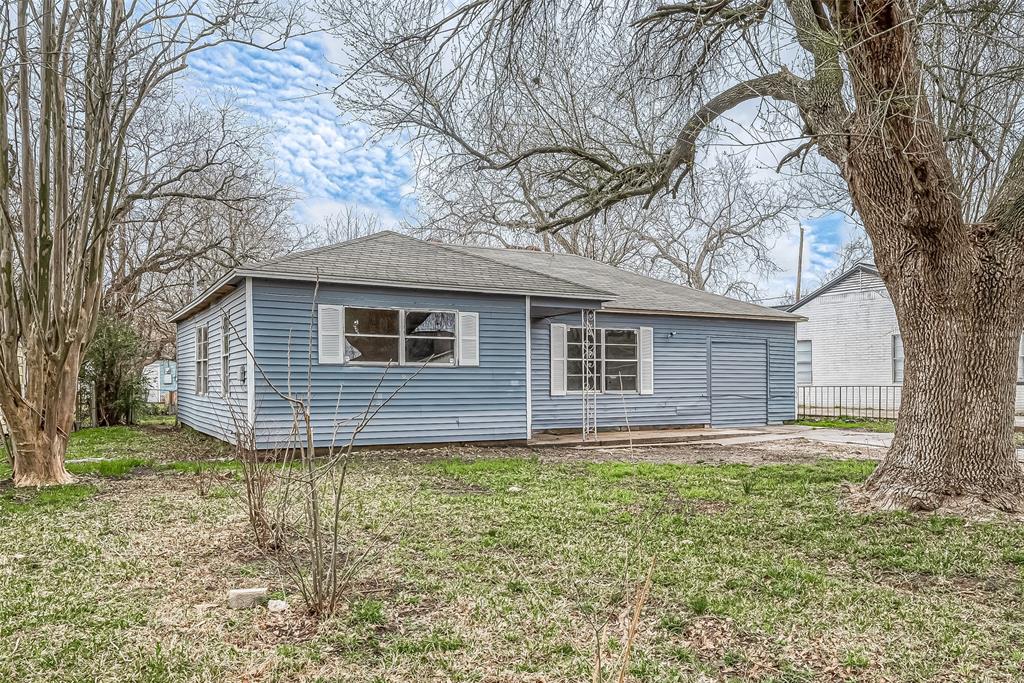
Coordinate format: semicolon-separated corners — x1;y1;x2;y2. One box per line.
142;359;177;404
788;262;1024;415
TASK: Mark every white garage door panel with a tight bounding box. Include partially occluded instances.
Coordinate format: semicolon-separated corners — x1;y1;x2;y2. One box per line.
711;340;768;427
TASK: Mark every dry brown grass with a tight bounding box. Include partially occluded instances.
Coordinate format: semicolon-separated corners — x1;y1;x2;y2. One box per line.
2;430;1024;682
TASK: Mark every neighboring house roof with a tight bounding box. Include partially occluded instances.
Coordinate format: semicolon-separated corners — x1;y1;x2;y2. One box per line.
451;244;803;321
786;261;880;313
171;231;803;323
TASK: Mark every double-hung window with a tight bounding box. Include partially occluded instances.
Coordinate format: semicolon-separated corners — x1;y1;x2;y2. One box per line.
195;325;209;395
892;334;904;384
319;305;470;366
221;313;231;396
345;307;402;363
603;329;639;392
796;340;812;385
1018;337;1024;384
566;327;639;393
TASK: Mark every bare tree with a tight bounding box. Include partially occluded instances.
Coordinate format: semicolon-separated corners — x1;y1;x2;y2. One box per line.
820;234;875;285
413;156;654;267
0;0;299;486
104;103;300;363
326;0;1024;511
310;204;388;246
379;22;803;296
416;152;797;298
639;157;796;299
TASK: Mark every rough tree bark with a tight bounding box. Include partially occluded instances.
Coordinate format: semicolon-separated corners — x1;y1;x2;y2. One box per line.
864;267;1023;510
840;0;1024;511
3;344;82;486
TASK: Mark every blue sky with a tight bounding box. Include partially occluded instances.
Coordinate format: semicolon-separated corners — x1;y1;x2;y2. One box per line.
185;34;849;298
187;35;415;225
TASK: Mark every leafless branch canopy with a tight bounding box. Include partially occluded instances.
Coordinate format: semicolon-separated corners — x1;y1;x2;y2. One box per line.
0;0;301;484
325;0;1024;268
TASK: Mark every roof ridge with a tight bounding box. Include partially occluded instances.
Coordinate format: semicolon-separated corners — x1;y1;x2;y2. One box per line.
247;230;399;270
457;243;803;319
787;261;880;312
436;241;617;298
458;243;703;293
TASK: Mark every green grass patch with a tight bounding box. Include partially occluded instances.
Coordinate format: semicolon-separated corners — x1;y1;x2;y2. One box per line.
158;459;242;474
136;413;177;427
1;424;229;485
2;429;1024;682
66;457;149;477
65;425;167;460
795;416;896;432
0;483;96;513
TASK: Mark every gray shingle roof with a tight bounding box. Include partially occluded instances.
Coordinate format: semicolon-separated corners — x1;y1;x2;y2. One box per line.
451;244;803;321
236;231;613;300
172;230;802;323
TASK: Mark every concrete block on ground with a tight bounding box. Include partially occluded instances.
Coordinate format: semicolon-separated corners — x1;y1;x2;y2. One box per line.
227;587;269;610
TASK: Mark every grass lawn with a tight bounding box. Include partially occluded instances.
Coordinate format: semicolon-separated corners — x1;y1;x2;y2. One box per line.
1;428;1024;681
794;417;897;432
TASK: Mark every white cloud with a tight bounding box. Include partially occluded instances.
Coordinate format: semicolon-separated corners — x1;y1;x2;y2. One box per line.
184;35;415;225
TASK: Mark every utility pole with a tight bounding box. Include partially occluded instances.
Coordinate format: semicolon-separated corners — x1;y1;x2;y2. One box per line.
795;225;805;302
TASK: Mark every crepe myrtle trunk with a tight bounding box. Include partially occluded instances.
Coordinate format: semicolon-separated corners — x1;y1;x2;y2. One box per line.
2;346;79;487
863;257;1024;511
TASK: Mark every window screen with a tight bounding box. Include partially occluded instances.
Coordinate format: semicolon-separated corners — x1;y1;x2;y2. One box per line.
565;327;638;393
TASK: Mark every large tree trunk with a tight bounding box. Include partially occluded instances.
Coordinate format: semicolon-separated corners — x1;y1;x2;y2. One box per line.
9;415;75;487
862;255;1024;512
1;344;80;487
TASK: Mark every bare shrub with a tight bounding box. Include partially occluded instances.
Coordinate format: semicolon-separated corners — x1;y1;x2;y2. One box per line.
176;427;228;498
233;424;287;549
228;288;424;616
270;366;421;616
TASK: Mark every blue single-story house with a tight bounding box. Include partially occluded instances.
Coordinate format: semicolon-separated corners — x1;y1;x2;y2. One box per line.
142;359;177;404
170;231;803;448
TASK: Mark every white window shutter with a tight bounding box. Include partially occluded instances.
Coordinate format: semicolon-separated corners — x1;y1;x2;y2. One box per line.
458;312;480;366
318;305;344;364
550;323;567;396
639;326;654;395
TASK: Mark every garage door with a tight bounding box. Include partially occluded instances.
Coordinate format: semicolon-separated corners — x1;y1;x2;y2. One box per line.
710;340;768;427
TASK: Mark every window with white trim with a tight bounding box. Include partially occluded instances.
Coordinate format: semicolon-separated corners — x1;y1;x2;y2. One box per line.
1018;337;1024;384
220;313;231;396
796;340;812;385
195;325;209;395
566;327;638;393
404;310;457;364
325;306;464;366
892;334;904;384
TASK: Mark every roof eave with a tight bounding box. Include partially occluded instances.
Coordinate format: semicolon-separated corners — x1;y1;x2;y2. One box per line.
233;269;617;301
598;306;806;322
787;262;879;313
168;271;242;323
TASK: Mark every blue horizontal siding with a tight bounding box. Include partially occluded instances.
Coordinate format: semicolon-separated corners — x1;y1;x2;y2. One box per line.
250;279;528;448
176;279;795;446
531;312;796;431
176;286;249;443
